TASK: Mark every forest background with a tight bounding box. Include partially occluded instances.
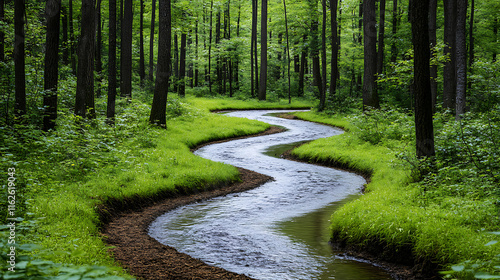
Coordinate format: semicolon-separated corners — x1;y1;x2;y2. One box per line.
0;0;499;279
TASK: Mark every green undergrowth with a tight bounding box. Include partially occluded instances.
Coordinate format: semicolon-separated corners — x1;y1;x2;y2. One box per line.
291;109;500;279
186;96;314;112
1;95;307;279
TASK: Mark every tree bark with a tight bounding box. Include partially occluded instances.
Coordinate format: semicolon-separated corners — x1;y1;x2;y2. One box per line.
283;0;291;103
96;0;102;98
390;0;398;63
376;0;386;75
14;0;26;117
321;0;327;105
43;0;61;131
251;0;258;97
410;0;435;158
208;0;213;94
362;0;379;110
467;0;474;92
61;5;68;64
330;0;339;99
258;0;268;100
69;0;76;73
178;33;187;97
75;0;96;118
120;0;133;99
0;0;4;62
148;0;156;81
150;0;171;127
298;34;307;97
443;0;457;111
107;0;117;124
455;0;467;119
429;0;437;110
139;0;145;83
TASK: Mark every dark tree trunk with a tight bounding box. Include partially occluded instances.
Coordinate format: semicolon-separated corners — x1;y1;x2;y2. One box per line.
0;0;4;62
493;18;497;62
258;0;268;100
298;34;307;97
208;0;213;94
330;0;339;99
120;0;133;99
251;0;258;97
468;0;474;92
283;0;291;103
107;0;117;124
377;0;386;75
443;0;457;111
319;0;327;111
178;33;187;97
43;0;61;131
139;0;145;83
390;0;398;63
75;0;96;119
61;5;68;64
148;0;156;81
363;0;379;110
234;4;241;91
455;0;467;119
429;0;437;110
150;0;171;127
216;11;221;95
14;0;26;117
69;0;76;73
96;0;102;98
194;21;199;86
410;0;435;158
312;18;323;106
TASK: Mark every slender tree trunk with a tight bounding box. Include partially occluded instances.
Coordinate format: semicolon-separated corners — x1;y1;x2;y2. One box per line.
410;0;435;158
139;0;145;83
150;0;171;127
148;0;156;81
43;0;61;131
251;0;259;97
258;0;268;100
298;34;307;97
468;0;474;91
312;18;323;106
61;5;68;64
390;0;398;63
493;18;497;62
216;11;222;95
363;0;379;110
330;0;339;99
14;0;26;117
283;0;291;103
108;0;117;124
319;0;327;111
455;0;467;119
443;0;457;111
96;0;102;98
377;0;386;75
173;33;179;92
0;0;4;62
208;0;213;94
178;33;187;97
429;0;437;110
195;21;199;86
120;0;133;99
69;0;76;73
75;0;96;118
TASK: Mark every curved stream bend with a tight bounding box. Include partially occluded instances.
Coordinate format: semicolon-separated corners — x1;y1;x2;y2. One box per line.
149;110;392;280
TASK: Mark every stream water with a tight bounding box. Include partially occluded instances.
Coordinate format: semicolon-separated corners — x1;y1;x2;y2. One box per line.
149;110;393;280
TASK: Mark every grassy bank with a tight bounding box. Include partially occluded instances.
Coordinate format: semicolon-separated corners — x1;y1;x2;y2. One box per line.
290;110;499;279
0;97;312;279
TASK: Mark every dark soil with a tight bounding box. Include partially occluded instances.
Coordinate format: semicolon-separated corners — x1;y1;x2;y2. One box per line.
100;124;437;280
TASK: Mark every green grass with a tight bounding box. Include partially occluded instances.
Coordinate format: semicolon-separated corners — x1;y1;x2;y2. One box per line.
291;110;500;277
186;96;314;112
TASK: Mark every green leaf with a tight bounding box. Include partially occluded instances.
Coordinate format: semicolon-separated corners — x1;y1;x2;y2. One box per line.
452;265;465;272
475;272;500;279
485;241;498;246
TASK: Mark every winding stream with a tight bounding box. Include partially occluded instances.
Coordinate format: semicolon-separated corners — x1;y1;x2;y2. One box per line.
149;110;393;280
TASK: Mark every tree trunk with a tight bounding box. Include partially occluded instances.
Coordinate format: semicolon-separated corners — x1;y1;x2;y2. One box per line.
173;33;179;92
75;0;96;118
178;33;187;97
443;0;457;111
251;0;258;97
14;0;26;117
283;0;291;103
258;0;268;100
377;0;386;75
455;0;467;119
139;0;145;83
150;0;171;127
319;0;327;111
390;0;398;63
148;0;156;81
108;0;117;124
363;0;379;110
43;0;61;131
330;0;339;99
410;0;435;158
493;18;497;62
69;0;76;73
298;34;307;97
468;0;474;91
195;21;199;86
120;0;133;99
96;0;102;98
61;5;68;64
0;0;4;62
208;0;213;94
429;0;437;110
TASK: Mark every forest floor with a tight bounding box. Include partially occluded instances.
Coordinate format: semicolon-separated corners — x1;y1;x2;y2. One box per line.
101;124;427;280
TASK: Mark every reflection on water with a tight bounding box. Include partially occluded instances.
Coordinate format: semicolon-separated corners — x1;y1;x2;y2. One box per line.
149;110;393;280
